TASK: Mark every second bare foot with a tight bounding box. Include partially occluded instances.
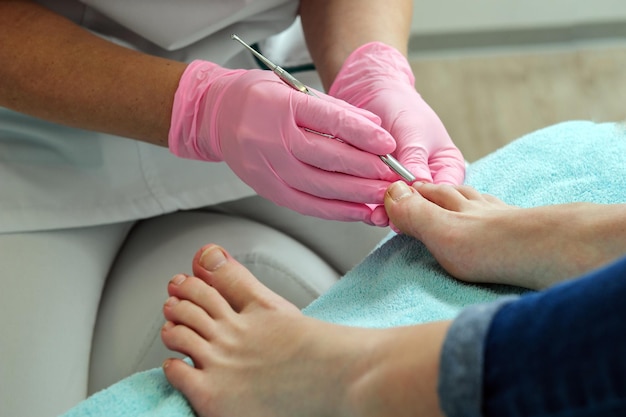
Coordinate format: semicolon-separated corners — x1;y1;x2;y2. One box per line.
161;244;448;417
384;181;606;289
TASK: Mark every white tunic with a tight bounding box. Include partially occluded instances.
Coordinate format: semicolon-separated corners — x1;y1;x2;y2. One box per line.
0;0;302;233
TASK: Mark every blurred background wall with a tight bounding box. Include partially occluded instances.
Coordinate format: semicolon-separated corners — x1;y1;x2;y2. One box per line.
407;0;626;161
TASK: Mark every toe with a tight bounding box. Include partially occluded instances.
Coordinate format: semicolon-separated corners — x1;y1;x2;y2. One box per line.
163;297;216;341
161;321;211;367
162;358;210;407
191;245;291;313
168;275;233;319
454;185;484;201
416;183;466;211
384;182;428;236
163;359;216;416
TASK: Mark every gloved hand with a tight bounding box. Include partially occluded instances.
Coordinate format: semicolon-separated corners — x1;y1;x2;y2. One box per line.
169;60;399;225
328;42;466;185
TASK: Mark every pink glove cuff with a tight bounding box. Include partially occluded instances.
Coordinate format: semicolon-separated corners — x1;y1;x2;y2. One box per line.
168;60;242;161
329;42;415;98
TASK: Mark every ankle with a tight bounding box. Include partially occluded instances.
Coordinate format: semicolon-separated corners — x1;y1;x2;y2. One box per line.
345;322;450;417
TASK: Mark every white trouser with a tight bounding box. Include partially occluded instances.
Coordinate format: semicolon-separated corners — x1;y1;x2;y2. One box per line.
0;196;388;417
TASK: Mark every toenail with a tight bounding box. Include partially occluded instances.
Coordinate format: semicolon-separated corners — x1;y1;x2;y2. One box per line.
387;181;414;201
199;246;227;271
389;221;401;234
162;321;174;331
171;274;186;285
164;297;179;307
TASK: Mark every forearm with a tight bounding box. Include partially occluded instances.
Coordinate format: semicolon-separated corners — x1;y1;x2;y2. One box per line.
298;0;412;90
0;1;187;146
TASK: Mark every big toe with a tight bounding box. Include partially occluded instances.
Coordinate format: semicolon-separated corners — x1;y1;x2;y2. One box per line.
384;181;445;240
191;245;294;313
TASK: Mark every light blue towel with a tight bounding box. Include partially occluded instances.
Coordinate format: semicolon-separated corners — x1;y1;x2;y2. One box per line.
61;121;626;417
305;120;626;326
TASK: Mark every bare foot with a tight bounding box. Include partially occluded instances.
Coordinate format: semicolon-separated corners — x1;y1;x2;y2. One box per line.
385;181;616;289
161;244;448;417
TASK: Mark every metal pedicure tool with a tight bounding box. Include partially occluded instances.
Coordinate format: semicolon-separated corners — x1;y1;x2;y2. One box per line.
231;34;416;183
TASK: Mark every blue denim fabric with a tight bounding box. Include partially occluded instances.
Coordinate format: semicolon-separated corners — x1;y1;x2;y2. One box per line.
439;297;518;417
483;255;626;417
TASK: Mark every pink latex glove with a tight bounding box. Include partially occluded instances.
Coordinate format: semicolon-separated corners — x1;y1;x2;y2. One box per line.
169;60;399;225
328;42;466;185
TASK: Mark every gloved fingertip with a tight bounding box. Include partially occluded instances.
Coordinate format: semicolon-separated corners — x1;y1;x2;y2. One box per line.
406;167;434;185
350;106;383;126
378;127;398;147
357;127;396;155
370;205;389;227
432;170;465;186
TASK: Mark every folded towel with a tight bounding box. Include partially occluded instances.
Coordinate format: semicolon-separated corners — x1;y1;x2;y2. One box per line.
61;121;626;417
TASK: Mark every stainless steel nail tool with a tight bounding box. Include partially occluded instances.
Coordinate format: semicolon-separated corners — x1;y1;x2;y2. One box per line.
231;34;416;183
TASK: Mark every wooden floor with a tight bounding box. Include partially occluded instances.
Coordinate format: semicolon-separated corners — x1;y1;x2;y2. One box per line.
408;43;626;162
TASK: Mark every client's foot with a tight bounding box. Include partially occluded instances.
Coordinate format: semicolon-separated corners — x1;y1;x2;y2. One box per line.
161;245;448;417
385;181;602;289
